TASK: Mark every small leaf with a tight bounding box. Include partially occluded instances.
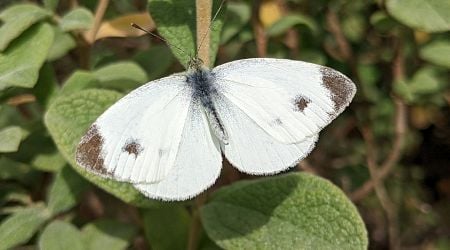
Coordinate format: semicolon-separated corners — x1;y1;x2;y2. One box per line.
44;89;156;207
47;26;76;61
386;0;450;33
47;166;88;215
0;157;30;180
0;126;28;153
420;40;450;68
342;14;366;42
201;173;368;250
93;62;148;91
43;0;59;11
81;219;137;250
221;2;251;44
148;0;225;68
96;12;154;40
266;14;319;37
408;67;442;95
0;23;54;91
60;7;94;31
60;70;100;95
39;221;84;250
0;205;51;249
32;151;66;172
0;4;50;51
142;205;190;250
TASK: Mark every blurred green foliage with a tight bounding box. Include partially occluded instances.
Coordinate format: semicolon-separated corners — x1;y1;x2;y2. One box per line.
0;0;449;249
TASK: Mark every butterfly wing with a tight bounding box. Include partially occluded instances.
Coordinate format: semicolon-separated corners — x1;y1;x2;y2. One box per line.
134;102;222;200
212;58;356;144
212;58;355;173
215;98;318;174
76;74;194;184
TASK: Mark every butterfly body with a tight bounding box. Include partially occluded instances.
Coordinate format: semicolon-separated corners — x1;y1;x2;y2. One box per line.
76;58;356;200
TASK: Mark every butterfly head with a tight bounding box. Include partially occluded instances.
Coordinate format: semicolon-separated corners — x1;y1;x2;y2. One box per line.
188;57;204;71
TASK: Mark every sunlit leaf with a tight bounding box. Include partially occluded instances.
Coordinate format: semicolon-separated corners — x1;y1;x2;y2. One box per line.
0;4;50;51
93;62;148;91
420;40;450;68
386;0;450;32
201;173;368;250
39;221;84;250
266;14;319;37
60;7;94;31
0;23;54;91
96;12;154;40
0;126;28;153
81;219;137;250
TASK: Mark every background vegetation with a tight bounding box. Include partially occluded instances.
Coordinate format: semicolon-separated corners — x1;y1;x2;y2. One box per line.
0;0;449;249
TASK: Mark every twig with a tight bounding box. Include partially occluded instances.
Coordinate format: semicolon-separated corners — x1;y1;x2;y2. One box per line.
85;0;110;44
196;0;212;67
252;0;267;57
187;193;207;250
351;40;407;202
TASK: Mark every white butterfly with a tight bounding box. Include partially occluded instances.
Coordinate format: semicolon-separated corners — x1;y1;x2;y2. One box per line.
76;57;356;200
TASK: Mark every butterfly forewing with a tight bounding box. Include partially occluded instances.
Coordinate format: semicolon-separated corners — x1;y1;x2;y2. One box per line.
213;58;356;144
76;75;192;184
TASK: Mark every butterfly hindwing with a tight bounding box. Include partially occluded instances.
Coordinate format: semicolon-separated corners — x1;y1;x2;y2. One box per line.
134;101;222;200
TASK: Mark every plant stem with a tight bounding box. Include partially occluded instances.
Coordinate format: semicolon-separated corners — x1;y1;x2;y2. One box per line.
85;0;109;44
187;193;207;250
196;0;212;67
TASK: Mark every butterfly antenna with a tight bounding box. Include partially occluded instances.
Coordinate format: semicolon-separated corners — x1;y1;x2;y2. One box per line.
196;0;226;57
131;23;189;58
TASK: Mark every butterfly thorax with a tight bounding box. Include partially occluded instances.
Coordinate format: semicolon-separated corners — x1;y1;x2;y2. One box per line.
185;61;228;143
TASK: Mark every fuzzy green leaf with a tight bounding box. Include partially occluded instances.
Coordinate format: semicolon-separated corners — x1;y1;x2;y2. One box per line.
44;89;156;207
32;151;67;172
267;14;319;37
47;166;88;215
0;157;30;180
81;219;137;250
0;205;51;250
60;7;94;31
420;40;450;68
0;126;27;153
60;70;100;95
0;23;54;91
148;0;225;68
47;27;76;61
386;0;450;32
201;173;368;250
39;221;84;250
93;62;148;91
0;4;50;51
142;205;190;250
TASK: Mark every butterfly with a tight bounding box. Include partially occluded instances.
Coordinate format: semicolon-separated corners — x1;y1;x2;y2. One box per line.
75;56;356;200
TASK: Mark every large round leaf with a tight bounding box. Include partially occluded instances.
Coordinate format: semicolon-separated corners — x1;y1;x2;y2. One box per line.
201;173;368;250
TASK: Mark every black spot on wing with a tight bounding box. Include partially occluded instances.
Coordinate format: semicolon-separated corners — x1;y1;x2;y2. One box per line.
122;138;143;157
293;95;311;112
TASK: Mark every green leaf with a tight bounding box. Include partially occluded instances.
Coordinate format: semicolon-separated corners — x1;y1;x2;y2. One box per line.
60;7;94;31
0;205;51;249
221;2;251;44
39;221;84;250
148;0;225;68
0;157;30;180
0;126;28;153
32;151;66;172
420;40;450;68
60;70;100;95
142;205;190;250
81;219;137;250
47;166;88;215
408;67;442;95
133;45;174;80
47;26;76;61
0;23;54;91
201;173;368;250
44;89;156;207
43;0;59;11
0;4;50;51
266;14;318;37
93;62;148;91
342;14;366;42
386;0;450;33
